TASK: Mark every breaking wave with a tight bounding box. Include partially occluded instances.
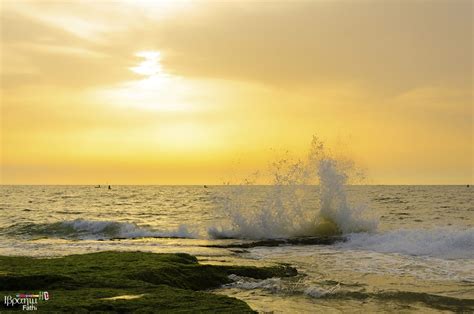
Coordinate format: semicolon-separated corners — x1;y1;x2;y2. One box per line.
209;136;377;239
341;228;474;259
11;219;196;240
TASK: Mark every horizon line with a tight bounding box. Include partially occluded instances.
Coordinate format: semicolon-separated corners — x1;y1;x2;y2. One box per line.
0;183;471;186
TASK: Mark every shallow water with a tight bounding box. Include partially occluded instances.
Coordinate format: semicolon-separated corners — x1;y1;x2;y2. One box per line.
1;185;473;312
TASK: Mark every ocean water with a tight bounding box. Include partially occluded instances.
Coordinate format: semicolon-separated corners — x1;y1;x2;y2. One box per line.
0;184;473;312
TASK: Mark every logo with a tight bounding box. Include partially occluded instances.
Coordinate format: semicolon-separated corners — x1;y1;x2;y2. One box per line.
3;291;49;311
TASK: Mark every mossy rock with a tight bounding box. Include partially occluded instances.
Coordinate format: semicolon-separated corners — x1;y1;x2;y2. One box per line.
0;251;297;313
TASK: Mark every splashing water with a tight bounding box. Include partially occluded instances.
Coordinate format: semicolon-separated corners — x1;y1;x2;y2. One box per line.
317;158;377;234
208;136;377;239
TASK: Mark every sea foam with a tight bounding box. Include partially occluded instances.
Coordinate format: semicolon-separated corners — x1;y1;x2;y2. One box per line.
341;228;474;259
14;219;196;240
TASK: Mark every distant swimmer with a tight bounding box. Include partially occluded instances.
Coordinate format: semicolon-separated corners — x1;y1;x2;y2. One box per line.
204;185;208;188
108;185;111;190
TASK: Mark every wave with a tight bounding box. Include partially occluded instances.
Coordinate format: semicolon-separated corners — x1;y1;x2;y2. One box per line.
341;228;474;259
205;228;474;261
10;219;197;240
209;136;377;240
224;275;473;311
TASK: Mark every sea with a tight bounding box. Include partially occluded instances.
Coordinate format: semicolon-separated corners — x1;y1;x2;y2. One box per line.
1;183;472;313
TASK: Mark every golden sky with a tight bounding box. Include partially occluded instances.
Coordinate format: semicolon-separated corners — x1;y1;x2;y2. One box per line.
1;0;472;184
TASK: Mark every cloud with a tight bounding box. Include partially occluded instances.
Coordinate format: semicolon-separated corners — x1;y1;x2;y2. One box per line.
0;8;137;89
150;1;472;93
2;0;471;93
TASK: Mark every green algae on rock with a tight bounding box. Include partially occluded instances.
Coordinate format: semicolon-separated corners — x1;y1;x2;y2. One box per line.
0;251;297;313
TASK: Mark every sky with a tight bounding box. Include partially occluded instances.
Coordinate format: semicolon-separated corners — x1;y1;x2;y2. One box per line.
0;0;472;185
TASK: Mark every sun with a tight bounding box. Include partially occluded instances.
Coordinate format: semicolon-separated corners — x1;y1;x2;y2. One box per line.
130;51;164;77
95;50;192;112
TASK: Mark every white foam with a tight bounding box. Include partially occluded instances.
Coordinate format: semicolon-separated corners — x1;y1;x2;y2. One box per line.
225;274;283;293
225;274;339;298
58;219;197;240
304;286;334;298
341;228;474;259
